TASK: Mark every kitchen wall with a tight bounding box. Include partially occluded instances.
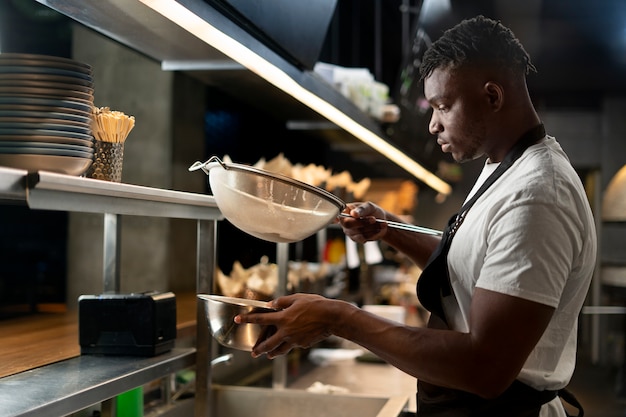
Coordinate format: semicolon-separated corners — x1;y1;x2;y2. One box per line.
66;24;180;307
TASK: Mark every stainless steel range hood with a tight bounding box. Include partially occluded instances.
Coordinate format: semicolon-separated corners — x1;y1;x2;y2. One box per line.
208;0;337;70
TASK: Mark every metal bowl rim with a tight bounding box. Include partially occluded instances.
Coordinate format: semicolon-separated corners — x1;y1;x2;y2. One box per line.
198;294;276;310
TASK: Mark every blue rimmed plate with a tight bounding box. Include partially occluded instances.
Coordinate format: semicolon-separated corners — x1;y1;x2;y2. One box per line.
0;134;93;147
0;103;92;118
0;73;93;88
0;115;90;127
0;141;93;153
0;121;91;135
0;96;92;112
0;127;92;140
0;145;93;159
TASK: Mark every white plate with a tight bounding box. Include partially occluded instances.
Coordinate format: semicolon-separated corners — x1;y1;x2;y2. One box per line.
0;153;92;175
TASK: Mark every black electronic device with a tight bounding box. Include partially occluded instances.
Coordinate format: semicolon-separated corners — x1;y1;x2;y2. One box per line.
78;291;176;356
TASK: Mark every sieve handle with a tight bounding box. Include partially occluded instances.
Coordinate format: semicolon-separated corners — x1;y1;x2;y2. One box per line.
338;213;442;236
188;156;226;174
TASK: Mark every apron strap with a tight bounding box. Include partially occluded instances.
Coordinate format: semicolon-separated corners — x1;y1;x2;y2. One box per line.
558;388;584;417
417;123;546;323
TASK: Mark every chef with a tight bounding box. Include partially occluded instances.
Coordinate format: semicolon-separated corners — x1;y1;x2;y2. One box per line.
237;15;596;417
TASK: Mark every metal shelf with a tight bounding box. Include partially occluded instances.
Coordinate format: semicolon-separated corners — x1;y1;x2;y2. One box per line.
0;166;27;203
0;348;196;417
26;171;222;220
0;167;222;220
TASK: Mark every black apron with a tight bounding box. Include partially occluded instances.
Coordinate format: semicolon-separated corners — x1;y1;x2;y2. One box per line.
415;124;583;417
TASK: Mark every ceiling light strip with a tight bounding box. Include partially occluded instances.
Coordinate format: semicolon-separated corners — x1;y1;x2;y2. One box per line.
139;0;451;196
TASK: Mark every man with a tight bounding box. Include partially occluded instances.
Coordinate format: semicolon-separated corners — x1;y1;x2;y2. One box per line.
236;15;596;416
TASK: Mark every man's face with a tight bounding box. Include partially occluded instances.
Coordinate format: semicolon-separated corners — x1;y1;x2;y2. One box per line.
423;67;488;163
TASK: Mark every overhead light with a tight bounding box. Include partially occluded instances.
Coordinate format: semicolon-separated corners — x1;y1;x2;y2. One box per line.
286;121;339;130
162;60;244;71
139;0;452;196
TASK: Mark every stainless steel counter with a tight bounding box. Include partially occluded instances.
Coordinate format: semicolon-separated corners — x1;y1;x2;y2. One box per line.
289;353;417;413
0;348;195;417
0;167;220;416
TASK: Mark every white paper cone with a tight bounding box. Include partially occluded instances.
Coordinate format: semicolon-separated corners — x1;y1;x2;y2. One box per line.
345;236;360;269
364;241;383;265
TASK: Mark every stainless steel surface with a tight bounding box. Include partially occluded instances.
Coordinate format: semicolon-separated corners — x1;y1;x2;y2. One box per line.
210;385;409;417
25;171;222;220
36;0;225;63
589;169;603;364
190;156;345;243
102;213;120;293
0;166;27;201
0;169;222;220
0;348;195;417
210;353;234;368
173;354;233;402
195;219;218;417
289;358;418;413
273;242;289;389
339;213;443;236
582;306;626;315
198;294;277;352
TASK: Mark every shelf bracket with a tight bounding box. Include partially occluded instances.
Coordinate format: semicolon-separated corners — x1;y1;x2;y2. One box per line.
103;213;121;293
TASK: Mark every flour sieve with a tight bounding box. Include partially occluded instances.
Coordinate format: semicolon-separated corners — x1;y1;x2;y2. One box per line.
189;156;442;243
189;156;346;243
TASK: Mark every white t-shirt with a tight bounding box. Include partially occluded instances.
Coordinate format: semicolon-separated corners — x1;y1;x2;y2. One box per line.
442;136;597;416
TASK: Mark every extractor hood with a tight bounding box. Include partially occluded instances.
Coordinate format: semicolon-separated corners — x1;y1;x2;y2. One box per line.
207;0;337;70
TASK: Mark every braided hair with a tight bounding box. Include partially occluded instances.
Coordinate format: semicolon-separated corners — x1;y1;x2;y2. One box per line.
419;15;536;81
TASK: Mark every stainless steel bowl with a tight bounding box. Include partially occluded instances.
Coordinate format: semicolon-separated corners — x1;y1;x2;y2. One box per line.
198;294;277;351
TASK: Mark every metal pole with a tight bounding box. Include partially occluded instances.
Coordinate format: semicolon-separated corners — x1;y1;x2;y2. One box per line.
273;242;289;389
103;213;120;293
591;169;603;364
195;219;217;417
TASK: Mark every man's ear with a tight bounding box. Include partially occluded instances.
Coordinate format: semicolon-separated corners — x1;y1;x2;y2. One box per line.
484;81;504;111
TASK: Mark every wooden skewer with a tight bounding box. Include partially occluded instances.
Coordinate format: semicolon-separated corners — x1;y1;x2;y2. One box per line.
91;106;135;143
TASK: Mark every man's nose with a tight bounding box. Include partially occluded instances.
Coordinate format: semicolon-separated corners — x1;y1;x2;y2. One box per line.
429;116;441;135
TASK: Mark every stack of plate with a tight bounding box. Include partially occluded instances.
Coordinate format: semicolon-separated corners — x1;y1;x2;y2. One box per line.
0;53;94;175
